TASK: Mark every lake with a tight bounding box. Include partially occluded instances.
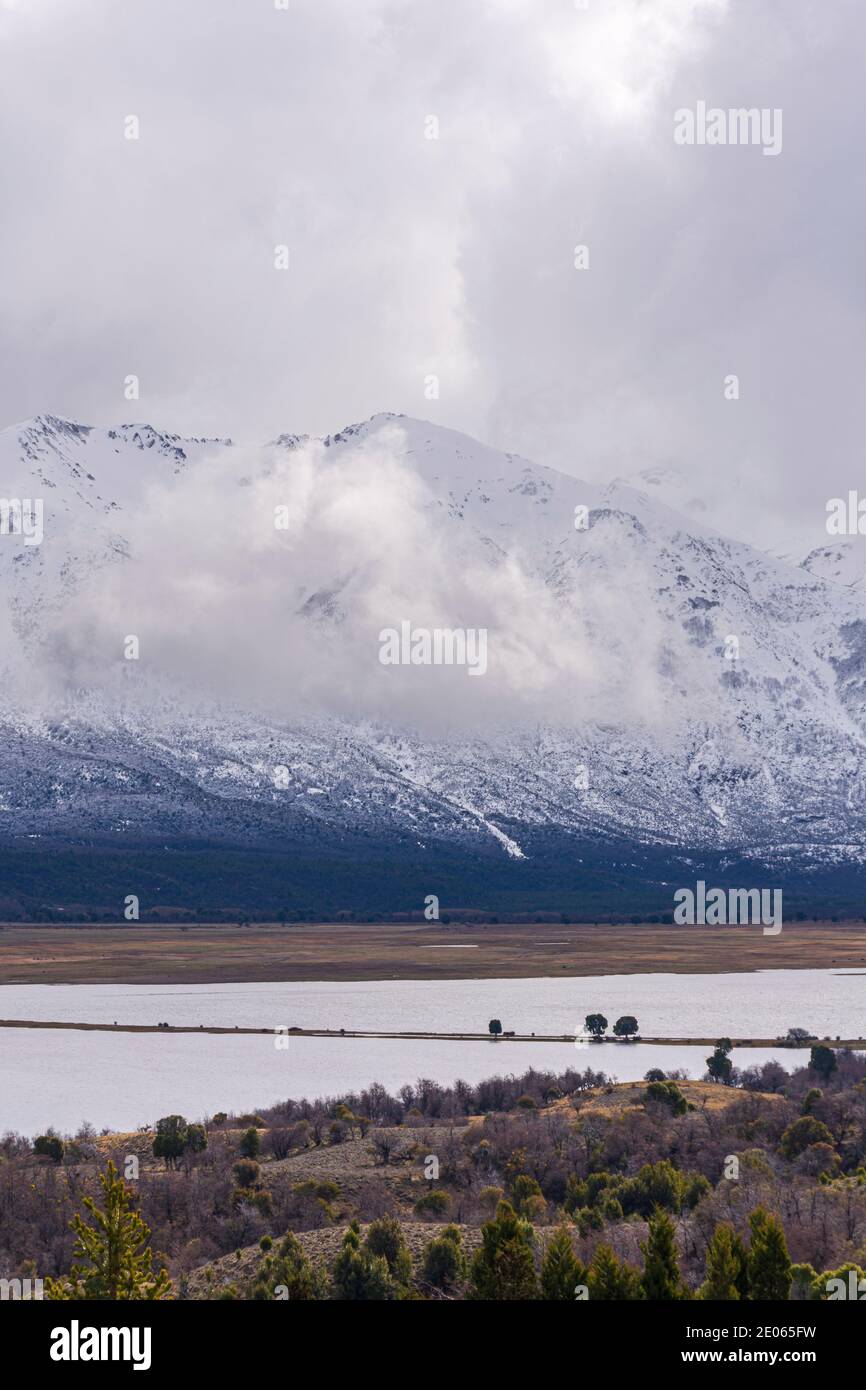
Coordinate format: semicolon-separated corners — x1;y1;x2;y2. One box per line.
0;967;858;1134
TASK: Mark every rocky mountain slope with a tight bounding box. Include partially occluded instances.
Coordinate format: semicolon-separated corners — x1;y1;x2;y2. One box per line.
1;412;865;915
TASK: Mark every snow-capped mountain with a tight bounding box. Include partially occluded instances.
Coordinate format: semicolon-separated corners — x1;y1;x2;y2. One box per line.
2;411;866;916
800;541;866;592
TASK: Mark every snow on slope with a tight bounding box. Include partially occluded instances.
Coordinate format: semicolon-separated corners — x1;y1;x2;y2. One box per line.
1;411;866;864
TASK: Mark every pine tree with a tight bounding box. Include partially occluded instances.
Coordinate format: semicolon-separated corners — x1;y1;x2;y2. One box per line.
249;1231;322;1300
731;1227;750;1299
470;1200;538;1300
421;1225;467;1292
363;1215;413;1287
641;1207;687;1300
331;1221;395;1301
45;1161;171;1300
699;1222;742;1300
540;1224;588;1300
587;1242;643;1300
747;1207;792;1300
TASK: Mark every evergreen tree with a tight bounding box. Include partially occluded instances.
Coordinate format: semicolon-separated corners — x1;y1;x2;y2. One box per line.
747;1207;792;1300
45;1162;171;1300
331;1221;395;1301
587;1243;643;1300
34;1133;64;1163
421;1225;467;1292
809;1045;837;1083
152;1114;189;1170
470;1200;538;1300
699;1223;742;1300
239;1127;261;1159
249;1232;322;1300
641;1208;687;1300
540;1224;587;1300
363;1215;412;1286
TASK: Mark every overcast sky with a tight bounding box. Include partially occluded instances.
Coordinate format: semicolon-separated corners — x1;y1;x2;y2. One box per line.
1;0;863;550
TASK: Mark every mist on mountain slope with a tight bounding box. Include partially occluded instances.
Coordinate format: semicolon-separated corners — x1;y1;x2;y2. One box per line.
5;417;720;738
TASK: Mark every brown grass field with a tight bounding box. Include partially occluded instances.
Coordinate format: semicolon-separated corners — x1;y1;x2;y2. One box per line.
0;918;864;985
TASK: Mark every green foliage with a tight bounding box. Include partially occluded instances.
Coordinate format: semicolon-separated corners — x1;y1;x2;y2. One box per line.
585;1013;608;1038
620;1160;685;1218
421;1225;467;1291
34;1133;64;1163
293;1178;340;1204
747;1207;792;1301
706;1048;733;1084
789;1262;819;1300
809;1045;837;1082
699;1222;743;1301
540;1225;587;1301
510;1173;543;1215
233;1158;261;1188
488;1019;503;1037
150;1114;206;1167
470;1201;538;1301
186;1123;207;1155
779;1115;835;1161
613;1016;639;1040
152;1114;189;1169
801;1088;822;1115
331;1221;395;1301
644;1080;688;1116
239;1127;261;1159
564;1170;618;1214
45;1162;171;1301
249;1231;322;1301
363;1215;412;1286
587;1243;643;1300
641;1208;688;1300
812;1262;866;1301
414;1189;451;1219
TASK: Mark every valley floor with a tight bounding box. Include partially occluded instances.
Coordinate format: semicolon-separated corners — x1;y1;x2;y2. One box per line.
0;919;865;984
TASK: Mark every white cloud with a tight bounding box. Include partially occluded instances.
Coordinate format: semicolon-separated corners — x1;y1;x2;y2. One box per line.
0;0;862;554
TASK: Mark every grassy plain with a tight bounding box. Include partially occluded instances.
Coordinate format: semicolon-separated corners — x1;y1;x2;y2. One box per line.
0;919;864;984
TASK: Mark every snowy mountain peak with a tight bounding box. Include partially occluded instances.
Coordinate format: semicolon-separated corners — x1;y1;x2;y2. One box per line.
1;410;866;902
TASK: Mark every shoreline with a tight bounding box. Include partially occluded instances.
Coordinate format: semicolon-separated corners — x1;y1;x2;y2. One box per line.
0;1018;861;1048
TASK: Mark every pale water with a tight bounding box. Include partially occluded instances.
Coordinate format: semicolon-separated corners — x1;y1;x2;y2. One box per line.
0;967;860;1134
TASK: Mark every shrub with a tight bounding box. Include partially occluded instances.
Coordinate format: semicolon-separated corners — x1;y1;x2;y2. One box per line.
363;1216;412;1286
239;1128;261;1159
331;1222;395;1301
779;1116;835;1161
414;1189;451;1220
470;1201;538;1301
421;1225;467;1291
34;1134;64;1163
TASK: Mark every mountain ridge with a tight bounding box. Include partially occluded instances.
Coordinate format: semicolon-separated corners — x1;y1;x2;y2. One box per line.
2;411;866;915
